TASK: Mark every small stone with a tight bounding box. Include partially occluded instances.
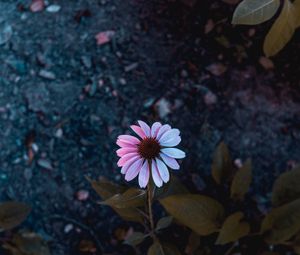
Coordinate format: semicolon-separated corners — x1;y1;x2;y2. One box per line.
155;98;171;119
46;4;61;13
0;23;13;45
124;62;139;72
37;159;53;170
64;224;74;233
55;128;63;138
206;63;227;76
24;168;33;181
204;91;217;106
81;56;92;69
205;19;215;34
39;70;56;80
259;56;274;70
76;190;89;201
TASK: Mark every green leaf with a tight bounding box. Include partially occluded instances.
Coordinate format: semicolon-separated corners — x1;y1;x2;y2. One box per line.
148;242;181;255
88;178;144;223
155;175;189;200
272;166;300;207
0;202;31;230
159;194;224;236
99;188;146;209
216;212;250;245
264;0;298;57
87;176;126;200
261;198;300;244
124;232;146;246
230;159;252;200
156;216;173;231
211;142;233;184
232;0;280;25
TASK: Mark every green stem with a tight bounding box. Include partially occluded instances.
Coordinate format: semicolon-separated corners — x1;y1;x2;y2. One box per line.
147;184;155;232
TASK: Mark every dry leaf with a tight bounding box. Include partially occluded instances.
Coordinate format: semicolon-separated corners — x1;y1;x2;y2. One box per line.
0;202;31;230
159;194;224;236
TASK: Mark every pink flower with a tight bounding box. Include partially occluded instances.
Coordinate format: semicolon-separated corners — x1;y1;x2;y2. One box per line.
116;121;185;188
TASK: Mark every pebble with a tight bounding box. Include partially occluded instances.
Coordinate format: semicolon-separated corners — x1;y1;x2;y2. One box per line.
155;98;171;119
0;23;13;45
124;62;139;72
37;158;53;170
39;70;56;80
46;5;61;13
76;190;89;201
64;224;74;233
55;128;63;138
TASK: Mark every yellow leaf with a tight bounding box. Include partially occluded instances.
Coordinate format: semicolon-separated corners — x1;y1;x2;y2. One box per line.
293;0;300;26
230;159;252;200
216;212;250;245
159;194;224;236
272;165;300;207
211;142;233;184
232;0;280;25
264;0;298;57
0;202;31;230
261;198;300;244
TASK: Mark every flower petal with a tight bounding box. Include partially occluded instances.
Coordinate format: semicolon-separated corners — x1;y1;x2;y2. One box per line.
116;147;138;157
121;155;141;174
116;139;137;148
138;120;151;137
138;161;150;188
151;160;163;188
151;122;162;138
161;148;186;159
125;158;144;181
117;152;139;167
160;153;180;170
159;129;180;143
160;136;181;147
156;158;170;183
131;125;146;139
156;124;171;140
118;135;140;145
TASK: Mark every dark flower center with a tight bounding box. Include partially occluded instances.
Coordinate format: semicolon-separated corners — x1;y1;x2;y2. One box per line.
138;138;161;160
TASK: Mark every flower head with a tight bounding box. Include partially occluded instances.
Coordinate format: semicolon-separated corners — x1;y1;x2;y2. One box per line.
116;121;185;188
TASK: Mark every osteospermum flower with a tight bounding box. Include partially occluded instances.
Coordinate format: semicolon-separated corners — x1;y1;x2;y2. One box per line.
116;121;185;188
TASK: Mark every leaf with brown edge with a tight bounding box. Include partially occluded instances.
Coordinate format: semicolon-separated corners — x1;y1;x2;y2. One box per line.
211;142;233;184
272;166;300;207
0;202;31;230
232;0;280;25
3;231;51;255
124;232;147;246
159;194;224;236
263;0;298;57
216;212;250;245
261;198;300;244
99;188;146;209
230;159;252;200
148;241;181;255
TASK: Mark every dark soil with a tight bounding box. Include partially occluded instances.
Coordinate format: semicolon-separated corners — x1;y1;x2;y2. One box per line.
0;0;299;254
